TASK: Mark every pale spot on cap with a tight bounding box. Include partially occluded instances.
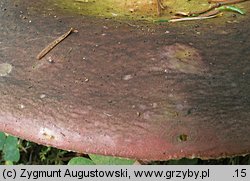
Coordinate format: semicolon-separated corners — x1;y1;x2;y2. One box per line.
0;63;12;76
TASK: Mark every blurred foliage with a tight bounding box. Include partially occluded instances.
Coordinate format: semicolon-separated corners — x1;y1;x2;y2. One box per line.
88;154;135;165
0;132;5;150
0;133;20;164
0;132;249;165
3;136;20;162
68;157;95;165
68;155;135;165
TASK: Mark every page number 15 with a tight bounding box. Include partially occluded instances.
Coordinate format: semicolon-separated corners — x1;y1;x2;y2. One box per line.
234;169;247;178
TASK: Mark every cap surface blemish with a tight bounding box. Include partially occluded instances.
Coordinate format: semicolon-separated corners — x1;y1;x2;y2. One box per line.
0;63;12;76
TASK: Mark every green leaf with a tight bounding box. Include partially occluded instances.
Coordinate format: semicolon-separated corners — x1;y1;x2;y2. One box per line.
5;161;14;165
154;19;169;23
89;154;135;165
39;147;51;161
3;136;20;162
0;132;6;150
68;157;95;165
217;5;245;15
167;158;199;165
